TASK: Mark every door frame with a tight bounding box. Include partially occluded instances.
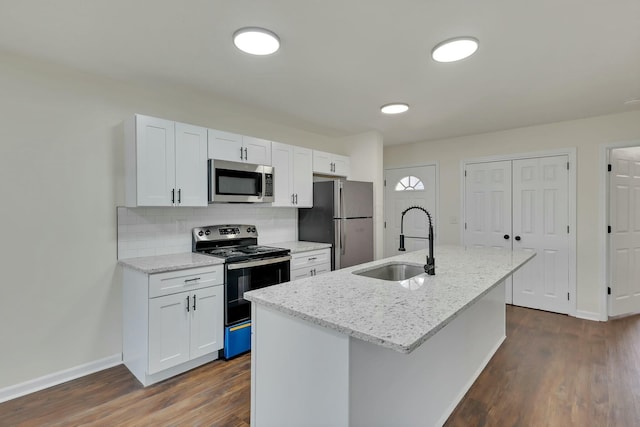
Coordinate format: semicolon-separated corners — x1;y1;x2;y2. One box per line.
599;139;640;321
461;148;577;317
384;162;440;245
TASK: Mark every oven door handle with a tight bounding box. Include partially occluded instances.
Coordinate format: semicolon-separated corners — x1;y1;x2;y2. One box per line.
226;255;291;270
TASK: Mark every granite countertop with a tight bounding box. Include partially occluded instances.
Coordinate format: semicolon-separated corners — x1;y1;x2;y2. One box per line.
245;245;535;354
118;252;224;274
271;241;332;253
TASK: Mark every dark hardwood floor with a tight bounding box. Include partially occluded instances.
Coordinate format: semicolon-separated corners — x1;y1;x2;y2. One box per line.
2;305;640;426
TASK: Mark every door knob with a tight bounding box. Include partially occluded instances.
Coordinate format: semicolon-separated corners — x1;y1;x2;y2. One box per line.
503;234;510;240
515;236;521;241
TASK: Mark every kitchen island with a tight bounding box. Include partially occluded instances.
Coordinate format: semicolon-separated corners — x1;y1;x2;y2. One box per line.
245;246;534;427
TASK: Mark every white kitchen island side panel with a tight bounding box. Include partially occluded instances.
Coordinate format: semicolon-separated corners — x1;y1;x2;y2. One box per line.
251;304;350;427
350;281;505;427
251;282;505;427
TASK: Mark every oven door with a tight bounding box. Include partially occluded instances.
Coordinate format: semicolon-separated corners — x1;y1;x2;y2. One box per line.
225;255;291;325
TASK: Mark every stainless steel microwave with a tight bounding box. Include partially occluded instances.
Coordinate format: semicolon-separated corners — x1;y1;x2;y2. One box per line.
208;159;274;203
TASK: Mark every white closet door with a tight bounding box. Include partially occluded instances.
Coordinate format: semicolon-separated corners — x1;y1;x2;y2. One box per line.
464;161;513;303
512;156;570;313
609;147;640;316
384;166;437;258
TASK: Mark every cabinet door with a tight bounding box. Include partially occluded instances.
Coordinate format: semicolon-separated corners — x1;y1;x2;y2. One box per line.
293;146;313;207
175;122;208;206
190;286;224;359
291;268;312;281
332;154;350;177
314;263;331;276
148;292;190;374
244;136;272;165
271;142;293;206
136;115;175;206
208;129;243;162
312;150;332;174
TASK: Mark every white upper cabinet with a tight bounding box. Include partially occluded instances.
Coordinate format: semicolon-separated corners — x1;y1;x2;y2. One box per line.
208;129;271;165
244;136;272;165
175;123;208;207
271;142;312;207
313;150;350;177
125;114;207;207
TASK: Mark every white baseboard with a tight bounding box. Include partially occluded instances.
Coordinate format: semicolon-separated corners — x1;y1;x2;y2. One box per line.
575;310;602;322
0;353;122;404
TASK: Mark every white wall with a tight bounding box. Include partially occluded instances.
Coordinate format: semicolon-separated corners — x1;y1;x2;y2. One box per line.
342;131;384;260
384;111;640;317
0;50;345;391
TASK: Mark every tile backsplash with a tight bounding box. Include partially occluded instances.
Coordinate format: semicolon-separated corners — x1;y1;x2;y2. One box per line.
117;205;297;259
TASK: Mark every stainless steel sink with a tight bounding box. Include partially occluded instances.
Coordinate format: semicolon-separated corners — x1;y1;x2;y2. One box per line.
353;262;425;281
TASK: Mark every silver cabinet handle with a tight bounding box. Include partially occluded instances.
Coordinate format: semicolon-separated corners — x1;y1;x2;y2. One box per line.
186;295;190;312
171;188;175;204
308;257;317;261
240;147;244;160
295;194;298;204
178;188;181;204
184;277;200;283
244;147;248;161
291;194;295;204
193;294;196;311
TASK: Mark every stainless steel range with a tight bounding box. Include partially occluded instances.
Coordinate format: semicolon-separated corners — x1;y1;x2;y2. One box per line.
192;224;290;359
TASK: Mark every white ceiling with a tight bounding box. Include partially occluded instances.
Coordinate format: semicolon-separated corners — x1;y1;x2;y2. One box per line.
1;0;639;145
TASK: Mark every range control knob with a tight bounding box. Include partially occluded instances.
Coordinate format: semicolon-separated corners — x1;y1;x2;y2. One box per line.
252;227;256;232
198;231;204;237
205;230;211;236
247;227;252;233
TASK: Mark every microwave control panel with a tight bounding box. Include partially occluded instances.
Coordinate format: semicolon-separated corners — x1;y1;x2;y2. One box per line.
264;173;273;197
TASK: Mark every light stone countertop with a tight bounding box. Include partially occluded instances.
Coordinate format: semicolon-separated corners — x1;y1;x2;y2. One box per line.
118;252;224;274
245;245;535;354
270;241;331;253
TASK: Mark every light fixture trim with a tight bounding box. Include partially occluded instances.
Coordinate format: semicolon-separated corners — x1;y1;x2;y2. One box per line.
431;36;479;63
233;27;280;55
381;103;410;114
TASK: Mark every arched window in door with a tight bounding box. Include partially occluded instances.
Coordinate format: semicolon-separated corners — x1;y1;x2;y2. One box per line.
394;175;424;191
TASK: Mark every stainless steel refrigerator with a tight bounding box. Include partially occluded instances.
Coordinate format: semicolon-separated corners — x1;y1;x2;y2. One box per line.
298;180;374;270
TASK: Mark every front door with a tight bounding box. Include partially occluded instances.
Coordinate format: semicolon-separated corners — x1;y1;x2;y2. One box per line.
384;166;437;258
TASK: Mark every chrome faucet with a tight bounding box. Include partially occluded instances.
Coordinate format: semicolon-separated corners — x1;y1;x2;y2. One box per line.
398;206;435;275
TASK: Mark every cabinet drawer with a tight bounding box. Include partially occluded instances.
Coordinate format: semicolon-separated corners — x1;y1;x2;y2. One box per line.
291;262;331;281
149;266;223;298
290;249;330;270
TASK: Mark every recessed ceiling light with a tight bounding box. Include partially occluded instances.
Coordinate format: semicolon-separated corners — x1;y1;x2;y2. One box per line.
432;37;479;62
624;98;640;106
381;103;410;114
233;27;280;55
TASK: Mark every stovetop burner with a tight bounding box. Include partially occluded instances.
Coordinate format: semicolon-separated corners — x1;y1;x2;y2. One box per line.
192;225;290;263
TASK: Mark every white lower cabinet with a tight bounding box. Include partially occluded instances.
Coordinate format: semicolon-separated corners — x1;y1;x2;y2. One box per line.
123;265;224;386
290;248;331;280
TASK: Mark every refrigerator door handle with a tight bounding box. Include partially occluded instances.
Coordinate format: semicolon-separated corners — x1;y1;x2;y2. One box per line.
341;221;346;256
339;181;345;219
334;220;342;269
